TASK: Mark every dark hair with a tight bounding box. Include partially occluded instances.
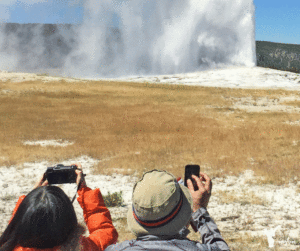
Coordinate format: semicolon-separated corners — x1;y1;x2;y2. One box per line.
0;186;77;251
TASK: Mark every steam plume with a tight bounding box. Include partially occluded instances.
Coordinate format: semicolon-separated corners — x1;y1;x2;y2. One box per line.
0;0;256;78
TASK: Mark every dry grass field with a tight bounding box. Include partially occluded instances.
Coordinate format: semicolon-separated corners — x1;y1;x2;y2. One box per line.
1;77;300;250
1;79;300;185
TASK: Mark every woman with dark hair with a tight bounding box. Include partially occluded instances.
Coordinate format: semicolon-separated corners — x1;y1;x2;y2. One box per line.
0;163;118;251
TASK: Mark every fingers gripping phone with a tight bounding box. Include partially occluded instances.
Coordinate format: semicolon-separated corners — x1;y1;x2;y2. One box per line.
184;165;200;191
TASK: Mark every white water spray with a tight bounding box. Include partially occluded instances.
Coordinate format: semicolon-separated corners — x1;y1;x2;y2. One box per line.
64;0;256;77
0;0;256;78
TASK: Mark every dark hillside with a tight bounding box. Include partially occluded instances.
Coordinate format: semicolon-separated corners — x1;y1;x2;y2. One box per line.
0;23;121;72
0;23;76;70
256;41;300;73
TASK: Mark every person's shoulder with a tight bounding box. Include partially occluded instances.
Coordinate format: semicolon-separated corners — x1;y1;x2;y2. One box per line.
105;238;201;251
104;240;134;251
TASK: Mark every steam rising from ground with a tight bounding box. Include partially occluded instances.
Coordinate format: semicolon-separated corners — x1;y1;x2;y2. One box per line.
0;0;256;78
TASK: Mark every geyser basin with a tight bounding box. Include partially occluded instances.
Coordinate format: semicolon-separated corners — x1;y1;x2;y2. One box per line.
0;0;256;78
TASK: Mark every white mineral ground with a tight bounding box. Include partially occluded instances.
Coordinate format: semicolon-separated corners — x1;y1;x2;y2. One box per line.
0;66;299;250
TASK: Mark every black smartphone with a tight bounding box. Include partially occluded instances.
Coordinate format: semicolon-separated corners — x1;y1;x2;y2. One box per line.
184;164;200;191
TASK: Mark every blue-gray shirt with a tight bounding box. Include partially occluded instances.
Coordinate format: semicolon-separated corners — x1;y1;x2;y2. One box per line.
105;208;230;251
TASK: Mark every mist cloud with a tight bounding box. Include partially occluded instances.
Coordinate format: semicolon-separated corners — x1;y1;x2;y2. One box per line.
0;0;256;78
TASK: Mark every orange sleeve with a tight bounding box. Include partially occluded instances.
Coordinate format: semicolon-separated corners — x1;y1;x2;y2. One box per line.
10;195;26;223
77;187;118;250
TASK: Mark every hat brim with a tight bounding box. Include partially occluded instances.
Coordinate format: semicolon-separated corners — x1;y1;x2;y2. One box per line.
127;184;193;237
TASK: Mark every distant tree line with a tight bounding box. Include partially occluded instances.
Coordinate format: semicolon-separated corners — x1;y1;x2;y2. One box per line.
256;41;300;73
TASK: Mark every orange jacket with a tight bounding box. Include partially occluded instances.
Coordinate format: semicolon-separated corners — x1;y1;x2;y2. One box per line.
9;186;118;251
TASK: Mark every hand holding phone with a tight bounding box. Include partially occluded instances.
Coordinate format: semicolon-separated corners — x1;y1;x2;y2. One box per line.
187;172;212;211
184;165;200;191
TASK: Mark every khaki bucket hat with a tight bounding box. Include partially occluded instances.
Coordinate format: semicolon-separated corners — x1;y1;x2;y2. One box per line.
127;170;193;236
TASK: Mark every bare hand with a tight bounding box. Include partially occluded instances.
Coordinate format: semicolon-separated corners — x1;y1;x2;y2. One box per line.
33;173;48;189
72;163;87;189
187;172;212;212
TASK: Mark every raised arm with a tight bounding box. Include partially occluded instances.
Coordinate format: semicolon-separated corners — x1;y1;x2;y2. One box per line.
75;164;118;250
187;173;230;251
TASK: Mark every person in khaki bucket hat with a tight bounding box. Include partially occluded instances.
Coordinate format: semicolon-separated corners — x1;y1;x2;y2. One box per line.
105;169;229;251
127;170;193;236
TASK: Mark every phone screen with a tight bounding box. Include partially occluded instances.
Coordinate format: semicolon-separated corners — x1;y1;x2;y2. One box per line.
184;165;200;190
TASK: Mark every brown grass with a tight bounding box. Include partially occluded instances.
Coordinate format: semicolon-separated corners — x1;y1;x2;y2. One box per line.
1;79;300;185
283;100;300;107
113;218;135;242
215;190;267;206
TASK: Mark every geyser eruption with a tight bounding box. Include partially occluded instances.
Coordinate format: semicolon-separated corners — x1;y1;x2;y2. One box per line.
0;0;256;78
